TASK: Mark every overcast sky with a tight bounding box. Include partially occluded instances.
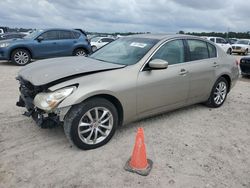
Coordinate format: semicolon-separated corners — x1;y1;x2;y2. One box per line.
0;0;249;33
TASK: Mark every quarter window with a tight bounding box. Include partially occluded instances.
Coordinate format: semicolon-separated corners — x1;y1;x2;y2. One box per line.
152;40;185;65
187;40;209;61
72;31;81;39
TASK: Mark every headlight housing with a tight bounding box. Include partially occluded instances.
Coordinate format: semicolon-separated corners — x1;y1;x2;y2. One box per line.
0;42;10;48
34;86;75;112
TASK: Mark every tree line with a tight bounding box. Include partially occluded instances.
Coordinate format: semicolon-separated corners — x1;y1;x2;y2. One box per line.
178;30;250;39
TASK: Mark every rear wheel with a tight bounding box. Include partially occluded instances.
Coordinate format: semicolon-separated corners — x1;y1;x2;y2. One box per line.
244;49;248;55
205;77;228;108
64;98;118;150
92;46;97;52
227;48;232;55
11;49;31;66
73;48;87;56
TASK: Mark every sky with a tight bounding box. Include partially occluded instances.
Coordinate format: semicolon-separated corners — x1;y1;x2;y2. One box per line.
0;0;249;33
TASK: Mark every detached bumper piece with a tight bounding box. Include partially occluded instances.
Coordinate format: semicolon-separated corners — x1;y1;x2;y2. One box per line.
16;77;61;128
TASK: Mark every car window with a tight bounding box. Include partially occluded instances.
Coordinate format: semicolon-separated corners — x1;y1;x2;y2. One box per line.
209;38;215;42
59;30;74;39
72;31;81;39
40;31;59;40
151;39;185;65
101;38;114;43
187;40;209;61
207;43;217;58
216;38;226;44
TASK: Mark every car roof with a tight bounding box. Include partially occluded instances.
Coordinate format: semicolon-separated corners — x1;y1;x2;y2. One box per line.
125;34;205;41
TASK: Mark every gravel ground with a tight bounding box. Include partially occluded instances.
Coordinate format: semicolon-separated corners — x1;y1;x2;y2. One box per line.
0;58;250;188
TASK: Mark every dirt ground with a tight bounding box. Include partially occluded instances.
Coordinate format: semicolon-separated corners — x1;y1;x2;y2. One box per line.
0;58;250;188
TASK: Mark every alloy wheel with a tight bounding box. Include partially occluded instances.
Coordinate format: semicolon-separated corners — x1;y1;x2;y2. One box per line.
78;107;114;145
14;51;29;65
76;50;86;56
213;81;227;105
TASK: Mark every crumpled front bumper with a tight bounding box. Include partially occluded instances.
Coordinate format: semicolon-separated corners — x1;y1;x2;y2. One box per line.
16;77;62;128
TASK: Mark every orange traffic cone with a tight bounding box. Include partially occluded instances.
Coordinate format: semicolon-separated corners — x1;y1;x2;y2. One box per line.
124;127;153;176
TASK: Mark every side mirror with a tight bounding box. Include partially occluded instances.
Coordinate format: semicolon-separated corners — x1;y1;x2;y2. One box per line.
148;59;168;70
37;36;44;42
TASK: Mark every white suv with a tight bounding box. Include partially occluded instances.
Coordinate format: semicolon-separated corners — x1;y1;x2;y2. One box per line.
205;37;232;54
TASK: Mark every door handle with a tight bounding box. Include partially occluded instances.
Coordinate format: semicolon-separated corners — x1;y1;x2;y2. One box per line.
212;62;219;67
179;69;188;75
53;42;57;44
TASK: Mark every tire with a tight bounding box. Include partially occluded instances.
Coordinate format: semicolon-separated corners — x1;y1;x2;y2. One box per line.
227;48;232;55
11;49;31;66
205;77;229;108
92;46;97;52
64;98;118;150
73;48;87;56
244;49;248;56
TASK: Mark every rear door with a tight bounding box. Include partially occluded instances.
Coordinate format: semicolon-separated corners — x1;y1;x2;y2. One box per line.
57;30;76;56
185;39;217;103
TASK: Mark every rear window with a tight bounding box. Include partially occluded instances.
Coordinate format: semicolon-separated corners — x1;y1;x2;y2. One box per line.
72;31;81;39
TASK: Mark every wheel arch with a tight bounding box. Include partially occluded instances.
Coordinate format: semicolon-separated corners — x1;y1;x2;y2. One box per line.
72;47;88;55
82;94;124;127
10;47;33;59
220;74;231;92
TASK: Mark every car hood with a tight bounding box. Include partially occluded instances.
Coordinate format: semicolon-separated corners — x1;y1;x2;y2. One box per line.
18;56;125;86
0;38;30;43
232;44;249;47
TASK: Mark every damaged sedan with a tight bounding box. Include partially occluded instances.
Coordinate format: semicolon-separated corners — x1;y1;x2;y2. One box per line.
16;34;239;150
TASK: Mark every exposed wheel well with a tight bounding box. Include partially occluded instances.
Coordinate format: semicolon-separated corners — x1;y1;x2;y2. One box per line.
10;47;32;59
221;74;231;92
84;94;124;126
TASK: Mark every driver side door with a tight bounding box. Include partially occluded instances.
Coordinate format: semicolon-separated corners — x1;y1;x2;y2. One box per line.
32;30;60;58
136;39;190;118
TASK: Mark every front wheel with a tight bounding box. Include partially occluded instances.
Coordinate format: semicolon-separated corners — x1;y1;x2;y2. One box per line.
11;49;31;66
64;98;118;150
205;77;228;108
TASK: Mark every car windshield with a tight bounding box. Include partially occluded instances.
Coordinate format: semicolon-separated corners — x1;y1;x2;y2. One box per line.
89;37;159;65
23;30;43;39
236;40;249;45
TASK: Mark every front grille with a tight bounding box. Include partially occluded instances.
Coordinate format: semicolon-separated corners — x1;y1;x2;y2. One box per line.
17;76;43;110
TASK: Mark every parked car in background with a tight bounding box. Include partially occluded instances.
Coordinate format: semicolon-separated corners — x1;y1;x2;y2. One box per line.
0;32;26;40
0;28;92;65
16;34;239;150
232;39;250;55
240;56;250;76
0;28;5;35
205;37;232;54
227;38;238;45
90;37;115;51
